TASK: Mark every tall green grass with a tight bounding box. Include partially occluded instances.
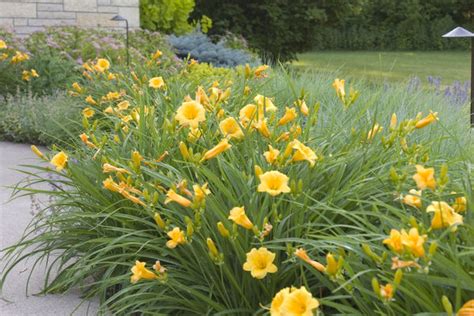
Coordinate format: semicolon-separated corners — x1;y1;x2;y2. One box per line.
1;65;473;315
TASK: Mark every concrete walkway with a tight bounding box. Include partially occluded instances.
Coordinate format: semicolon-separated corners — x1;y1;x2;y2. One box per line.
0;142;100;315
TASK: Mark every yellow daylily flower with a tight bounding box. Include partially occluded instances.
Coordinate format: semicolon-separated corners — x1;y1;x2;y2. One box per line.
11;51;29;63
413;165;436;190
258;171;291;196
193;183;211;203
130;260;157;283
401;228;426;258
219;117;244;139
367;123;383;140
201;139;232;161
107;72;116;80
94;58;110;72
380;283;394;301
164;189;192;208
102;163;130;174
254;94;277;113
415;111;438;129
332;78;345;100
152;49;162;60
50;151;68;171
149;76;165;89
239;103;258;127
117;100;130;111
296;99;309;116
85;95;97;105
264;145;280;165
104;91;121;101
242;247;278;279
383;229;403;254
275;286;320;316
0;40;7;49
427;201;463;230
228;206;253;229
254;64;269;78
82;107;95;118
294;248;325;272
166;227;186;248
402;189;422;208
291;140;317;167
325;252;340;276
451;192;467;213
278;107;297;126
254;119;271;138
391;257;421;270
458;300;474;316
175;100;206;128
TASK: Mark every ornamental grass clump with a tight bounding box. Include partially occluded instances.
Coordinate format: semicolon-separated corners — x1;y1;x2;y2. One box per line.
1;54;473;315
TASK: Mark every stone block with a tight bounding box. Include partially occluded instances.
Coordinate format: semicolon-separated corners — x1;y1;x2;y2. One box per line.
14;18;28;26
37;3;63;11
14;26;45;34
76;13;119;27
98;0;111;4
64;0;97;12
37;11;77;19
0;18;14;28
0;2;37;18
118;6;139;27
98;6;119;13
28;19;76;26
111;0;139;6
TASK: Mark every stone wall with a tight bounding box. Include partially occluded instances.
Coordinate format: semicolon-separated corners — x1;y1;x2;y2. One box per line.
0;0;139;36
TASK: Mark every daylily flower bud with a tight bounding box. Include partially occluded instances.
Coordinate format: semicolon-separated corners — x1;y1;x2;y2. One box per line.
254;165;263;177
393;269;403;286
217;221;230;238
325;253;338;276
207;238;219;258
442;296;453;316
371;277;381;298
179;141;190;160
31;145;45;160
390;113;398;130
429;241;438;256
154;213;166;229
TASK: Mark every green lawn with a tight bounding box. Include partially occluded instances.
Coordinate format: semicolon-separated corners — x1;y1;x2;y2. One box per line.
293;51;470;85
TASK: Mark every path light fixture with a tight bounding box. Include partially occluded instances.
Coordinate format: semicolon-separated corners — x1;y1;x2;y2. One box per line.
111;15;130;67
442;26;474;126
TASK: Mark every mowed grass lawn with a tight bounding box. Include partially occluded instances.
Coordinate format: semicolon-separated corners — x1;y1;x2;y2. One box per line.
293;51;470;85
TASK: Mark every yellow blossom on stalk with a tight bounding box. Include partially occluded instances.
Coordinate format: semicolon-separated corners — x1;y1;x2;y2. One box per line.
415;111;438;129
85;95;97;105
31;145;45;159
50;151;68;171
104;106;114;114
106;73;115;81
264;145;280;165
367;123;383;140
413;165;436;190
254;94;277;113
149;76;165;89
401;228;426;258
380;283;394;301
31;69;39;77
0;53;8;61
195;86;210;109
228;206;253;229
451;192;467;212
154;213;166;229
131;150;143;168
402;189;422;208
79;133;96;148
11;51;29;63
332;78;345;101
152;49;162;60
153;260;166;274
82;107;95;118
325;252;341;276
102;176;120;192
243;85;251;95
188;127;202;142
175;100;206;128
117;100;130;111
294;248;325;272
239;103;258;127
258;170;291;196
219;117;244;139
201;138;232;161
427;201;463;230
94;58;110;72
291;140;317;167
105;91;121;101
391;257;421;270
254;119;271;138
297;99;309;116
165;189;192;208
271;286;320;316
383;229;403;254
217;221;230;237
71;82;82;93
458;300;474;316
166;227;186;248
193;183;211;203
22;71;30;81
102;163;129;174
130;260;157;283
0;40;6;49
278;107;297;126
390;113;398;130
242;247;277;279
254;64;269;78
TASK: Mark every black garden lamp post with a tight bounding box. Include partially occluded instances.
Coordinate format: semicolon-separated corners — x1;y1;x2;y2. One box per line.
442;26;474;126
111;15;130;67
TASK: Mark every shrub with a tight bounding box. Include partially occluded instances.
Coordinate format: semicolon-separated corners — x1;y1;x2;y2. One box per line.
140;0;195;35
0;91;82;145
1;58;473;315
168;31;256;67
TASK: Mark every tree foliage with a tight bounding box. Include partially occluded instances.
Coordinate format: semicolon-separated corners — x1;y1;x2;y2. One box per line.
140;0;195;35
